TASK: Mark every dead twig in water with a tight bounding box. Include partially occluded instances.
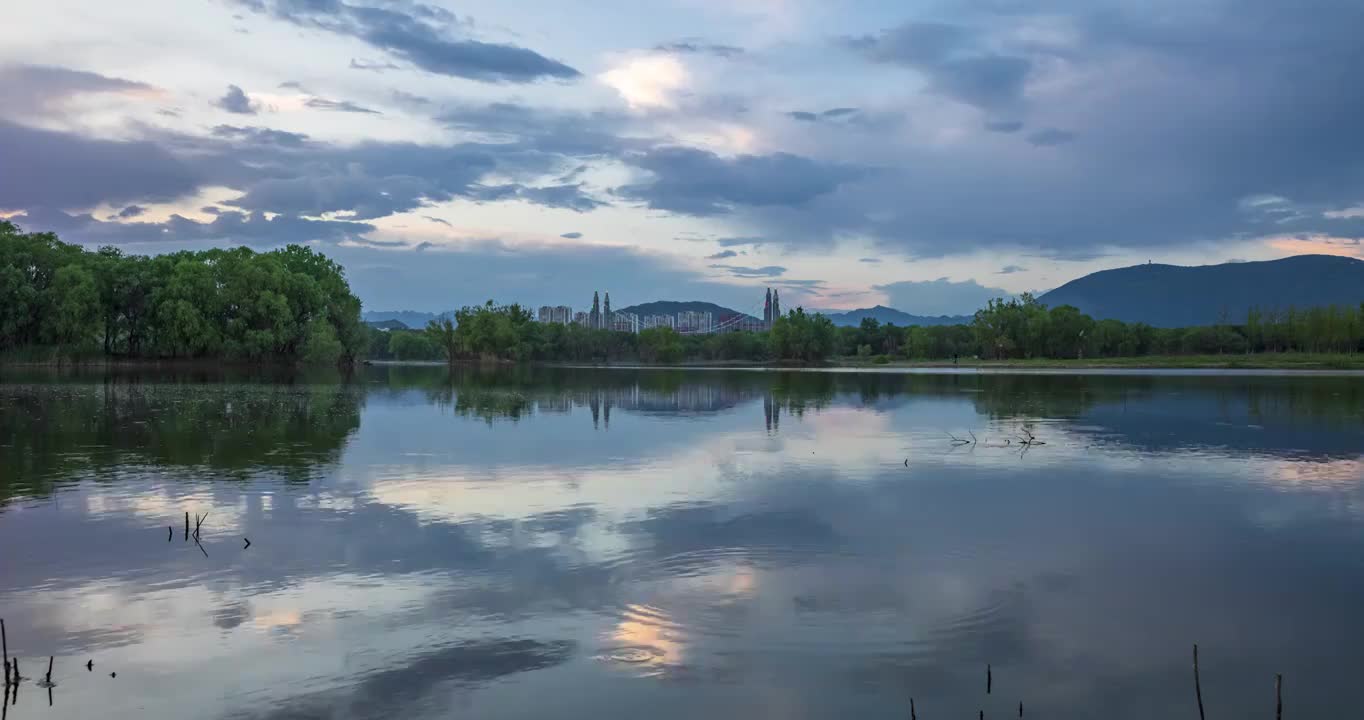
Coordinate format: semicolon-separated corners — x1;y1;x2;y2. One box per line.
184;512;189;541
1193;644;1206;720
1276;673;1283;720
987;663;992;694
946;431;972;446
909;697;916;720
2;618;8;688
243;537;251;550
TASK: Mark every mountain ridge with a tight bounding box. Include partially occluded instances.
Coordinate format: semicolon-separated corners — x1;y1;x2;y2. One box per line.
1038;254;1364;327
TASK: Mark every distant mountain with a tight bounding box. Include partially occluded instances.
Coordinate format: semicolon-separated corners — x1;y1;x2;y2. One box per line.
617;300;754;319
365;319;410;331
1039;255;1364;327
818;305;972;327
362;310;453;327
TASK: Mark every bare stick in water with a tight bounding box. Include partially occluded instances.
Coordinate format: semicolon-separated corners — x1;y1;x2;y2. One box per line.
45;656;52;684
184;512;189;541
1018;701;1023;717
243;537;251;549
167;526;172;542
2;618;8;687
1276;673;1283;720
910;697;916;720
1193;644;1206;720
987;664;992;694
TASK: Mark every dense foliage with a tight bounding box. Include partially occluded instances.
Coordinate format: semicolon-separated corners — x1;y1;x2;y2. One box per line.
397;300;837;364
0;221;365;363
837;293;1364;361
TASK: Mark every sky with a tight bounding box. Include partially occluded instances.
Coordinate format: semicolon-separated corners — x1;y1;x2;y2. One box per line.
2;0;1362;316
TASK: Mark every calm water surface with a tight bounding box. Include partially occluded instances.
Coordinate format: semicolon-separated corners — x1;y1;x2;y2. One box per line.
2;366;1363;719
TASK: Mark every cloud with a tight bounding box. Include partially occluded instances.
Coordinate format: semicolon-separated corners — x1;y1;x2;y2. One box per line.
215;84;258;114
616;147;865;216
424;216;451;227
327;239;761;312
236;1;580;83
858;257;881;264
874;277;1010;316
787;107;861;123
717;236;764;247
559;231;583;239
14;207;373;248
996;265;1027;274
391;90;432;106
846;22;1030;109
116;205;146;219
0;64;155;117
599;54;689;109
350;58;401;72
0;121;204;211
706;250;738;259
1027;128;1076;147
710;264;785;278
211;124;310;147
304;97;381;114
654;40;744;58
985;120;1023;133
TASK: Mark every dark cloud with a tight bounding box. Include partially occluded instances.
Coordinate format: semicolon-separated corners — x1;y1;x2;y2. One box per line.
437;102;630;158
425;216;452;226
996;265;1027;274
717;236;764;247
237;0;580;83
787;107;861;123
1027;128;1076;147
874;277;1009;316
858;257;881;264
304;96;381;114
414;241;434;251
468;183;605;212
116;205;146;219
214;84;258;114
711;264;786;278
984;120;1023;133
349;57;401;72
654;40;745;58
706;250;738;259
559;231;583;239
0;64;154;117
846;21;1029;109
616;147;865;216
0;120;203;211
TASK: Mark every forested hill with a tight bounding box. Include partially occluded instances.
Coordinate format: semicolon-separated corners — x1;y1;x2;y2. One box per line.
617;300;754;318
818;305;972;327
0;220;365;363
1040;255;1364;327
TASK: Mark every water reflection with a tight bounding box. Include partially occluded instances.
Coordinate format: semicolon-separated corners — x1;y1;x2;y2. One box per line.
0;366;1362;719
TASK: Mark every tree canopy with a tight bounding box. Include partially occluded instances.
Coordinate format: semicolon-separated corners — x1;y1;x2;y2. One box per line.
0;220;364;363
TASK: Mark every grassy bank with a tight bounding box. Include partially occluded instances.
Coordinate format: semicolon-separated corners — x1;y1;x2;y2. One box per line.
835;353;1364;370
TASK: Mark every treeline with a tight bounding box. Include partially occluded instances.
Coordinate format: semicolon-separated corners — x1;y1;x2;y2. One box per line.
367;301;837;364
840;294;1364;361
0;221;365;363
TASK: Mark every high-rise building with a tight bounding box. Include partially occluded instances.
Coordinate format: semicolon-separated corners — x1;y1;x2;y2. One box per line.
537;305;573;324
590;291;601;329
603;292;611;330
772;289;780;322
764;288;772;326
574;311;589;326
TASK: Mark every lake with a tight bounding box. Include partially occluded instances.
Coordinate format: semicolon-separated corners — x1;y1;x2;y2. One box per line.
2;366;1363;719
